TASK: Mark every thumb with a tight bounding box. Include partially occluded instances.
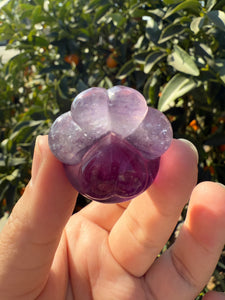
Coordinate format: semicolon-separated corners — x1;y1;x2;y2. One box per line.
203;291;225;300
0;135;77;299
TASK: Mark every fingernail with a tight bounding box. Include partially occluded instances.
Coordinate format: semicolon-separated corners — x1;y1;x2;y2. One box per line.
31;136;44;185
178;138;199;163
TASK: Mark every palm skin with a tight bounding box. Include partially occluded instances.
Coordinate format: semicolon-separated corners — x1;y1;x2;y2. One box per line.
0;135;225;300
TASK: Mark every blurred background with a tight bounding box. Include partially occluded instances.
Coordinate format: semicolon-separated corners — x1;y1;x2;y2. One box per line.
0;0;224;296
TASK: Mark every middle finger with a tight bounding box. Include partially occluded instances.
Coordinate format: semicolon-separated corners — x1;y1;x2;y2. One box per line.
108;139;198;277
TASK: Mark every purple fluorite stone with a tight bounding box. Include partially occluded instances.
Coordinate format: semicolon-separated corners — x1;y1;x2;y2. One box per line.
48;86;173;203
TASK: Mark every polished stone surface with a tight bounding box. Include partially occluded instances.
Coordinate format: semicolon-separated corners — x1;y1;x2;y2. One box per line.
49;86;173;203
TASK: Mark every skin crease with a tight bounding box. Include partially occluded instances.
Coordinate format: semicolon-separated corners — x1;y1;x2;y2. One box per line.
0;135;224;300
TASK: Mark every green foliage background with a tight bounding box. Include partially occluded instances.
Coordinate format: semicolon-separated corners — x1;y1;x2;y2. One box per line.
0;0;225;296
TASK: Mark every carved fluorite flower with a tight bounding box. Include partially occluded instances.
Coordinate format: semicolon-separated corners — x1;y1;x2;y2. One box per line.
48;86;173;203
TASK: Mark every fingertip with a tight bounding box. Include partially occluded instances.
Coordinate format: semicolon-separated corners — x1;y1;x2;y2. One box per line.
148;138;198;211
190;181;225;215
169;138;199;167
186;181;225;250
203;291;225;300
178;138;199;163
156;138;198;181
31;135;57;183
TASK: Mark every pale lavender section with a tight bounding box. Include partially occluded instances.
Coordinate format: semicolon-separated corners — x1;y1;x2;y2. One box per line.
48;112;90;165
127;107;173;159
71;87;110;138
107;86;148;137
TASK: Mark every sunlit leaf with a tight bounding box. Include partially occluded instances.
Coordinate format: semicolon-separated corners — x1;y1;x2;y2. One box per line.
134;51;149;64
0;0;10;9
158;74;198;111
143;69;161;105
144;51;167;73
206;0;217;11
194;43;213;60
207;10;225;31
162;0;183;4
211;59;225;83
9;120;43;143
164;0;201;19
95;4;111;23
168;45;200;76
116;60;135;80
109;13;126;27
190;16;205;34
145;17;160;44
5;169;20;182
158;23;184;43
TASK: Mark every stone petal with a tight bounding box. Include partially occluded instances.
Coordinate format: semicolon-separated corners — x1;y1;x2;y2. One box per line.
126;107;173;159
107;86;148;137
48;112;90;165
71;87;110;139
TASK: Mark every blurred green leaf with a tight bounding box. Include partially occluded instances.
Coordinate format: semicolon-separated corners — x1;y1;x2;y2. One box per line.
10;120;43;144
109;13;126;27
190;16;206;34
30;36;49;48
134;51;149;64
207;10;225;31
5;169;20;182
130;8;149;18
144;69;161;105
0;157;27;167
162;0;183;4
116;60;135;80
164;0;201;19
19;3;35;18
210;59;225;83
158;73;198;111
144;51;167;74
0;0;10;9
168;45;200;76
206;0;217;11
145;17;161;44
95;4;111;23
158;23;185;43
194;42;213;59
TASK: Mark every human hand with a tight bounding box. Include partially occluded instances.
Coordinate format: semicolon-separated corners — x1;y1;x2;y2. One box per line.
0;135;224;300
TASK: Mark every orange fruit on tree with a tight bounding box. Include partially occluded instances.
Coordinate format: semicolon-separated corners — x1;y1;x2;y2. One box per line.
24;66;32;77
211;125;218;134
204;165;215;176
2;198;7;207
106;53;118;68
19;187;26;196
64;54;79;66
121;78;126;84
219;144;225;152
188;119;199;131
